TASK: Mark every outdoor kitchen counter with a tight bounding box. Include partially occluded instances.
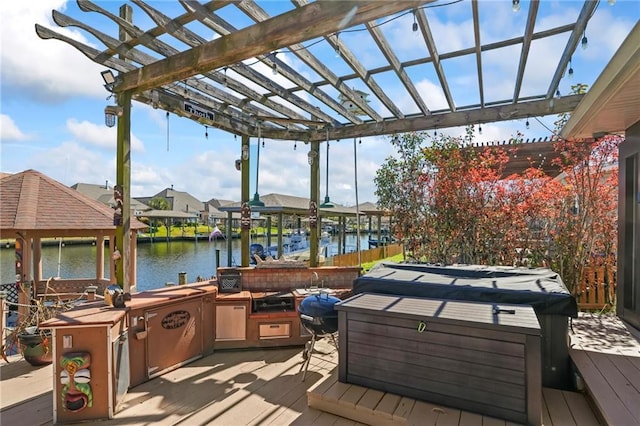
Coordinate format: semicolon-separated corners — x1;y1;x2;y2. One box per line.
215;290;251;302
128;282;217;310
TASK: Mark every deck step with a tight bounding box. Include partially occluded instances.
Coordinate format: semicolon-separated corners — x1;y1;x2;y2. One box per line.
307;370;600;426
570;348;640;425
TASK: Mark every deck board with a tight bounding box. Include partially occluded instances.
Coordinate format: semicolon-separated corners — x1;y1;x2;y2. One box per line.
309;369;599;426
542;388;576;426
570;313;640;426
0;318;620;426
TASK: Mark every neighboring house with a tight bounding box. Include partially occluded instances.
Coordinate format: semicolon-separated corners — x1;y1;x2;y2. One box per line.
205;198;237;225
136;186;206;223
71;182;152;217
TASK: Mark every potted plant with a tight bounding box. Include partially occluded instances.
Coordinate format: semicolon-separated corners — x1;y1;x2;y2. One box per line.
2;278;74;366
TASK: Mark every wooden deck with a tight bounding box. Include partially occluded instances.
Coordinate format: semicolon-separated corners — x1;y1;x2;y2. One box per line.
4;313;638;425
569;313;640;426
3;334;600;426
1;340;348;426
307;370;598;426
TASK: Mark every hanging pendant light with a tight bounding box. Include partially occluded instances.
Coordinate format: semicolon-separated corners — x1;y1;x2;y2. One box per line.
320;128;335;208
248;123;265;207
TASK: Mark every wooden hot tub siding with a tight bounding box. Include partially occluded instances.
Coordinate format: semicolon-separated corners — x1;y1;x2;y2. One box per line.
336;293;542;426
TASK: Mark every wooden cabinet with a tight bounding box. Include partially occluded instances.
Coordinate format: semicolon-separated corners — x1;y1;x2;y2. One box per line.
337;293;542;426
215;304;246;341
259;323;291;339
42;308;129;424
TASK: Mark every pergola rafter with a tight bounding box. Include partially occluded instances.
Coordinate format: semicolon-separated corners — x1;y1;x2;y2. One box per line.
36;0;595;142
34;0;606;276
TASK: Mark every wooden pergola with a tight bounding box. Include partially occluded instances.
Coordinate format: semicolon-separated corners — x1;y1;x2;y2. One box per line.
36;1;598;287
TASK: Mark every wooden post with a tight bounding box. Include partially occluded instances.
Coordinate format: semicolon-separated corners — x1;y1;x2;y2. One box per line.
0;291;6;352
96;232;105;281
241;135;250;267
115;4;133;292
309;141;320;267
17;281;32;328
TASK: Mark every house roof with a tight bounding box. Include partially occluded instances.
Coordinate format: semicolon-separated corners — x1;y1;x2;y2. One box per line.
71;182;112;201
0;169;146;238
137;210;199;219
561;21;640;139
140;188;205;213
218;193;360;217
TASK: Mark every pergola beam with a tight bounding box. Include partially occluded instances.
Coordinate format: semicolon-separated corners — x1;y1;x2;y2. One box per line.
115;1;430;94
305;94;584;141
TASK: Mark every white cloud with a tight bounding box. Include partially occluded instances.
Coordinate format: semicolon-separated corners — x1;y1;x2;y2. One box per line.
0;1;105;102
0;114;31;141
25;141;113;186
66;119;145;153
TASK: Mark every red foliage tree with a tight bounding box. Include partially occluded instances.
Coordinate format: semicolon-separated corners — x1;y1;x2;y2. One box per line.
375;125;620;296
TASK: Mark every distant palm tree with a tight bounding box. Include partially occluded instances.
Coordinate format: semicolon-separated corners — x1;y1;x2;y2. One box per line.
148;196;170;211
147;197;170;232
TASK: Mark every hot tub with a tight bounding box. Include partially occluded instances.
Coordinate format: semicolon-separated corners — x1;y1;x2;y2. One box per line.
353;263;578;389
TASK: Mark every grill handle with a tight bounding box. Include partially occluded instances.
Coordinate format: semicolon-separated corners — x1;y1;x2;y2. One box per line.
300;314;314;322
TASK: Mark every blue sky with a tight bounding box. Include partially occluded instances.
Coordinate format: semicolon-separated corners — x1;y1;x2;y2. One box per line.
1;1;638;206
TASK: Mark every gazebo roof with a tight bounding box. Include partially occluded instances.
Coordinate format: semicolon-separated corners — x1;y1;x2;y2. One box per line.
36;1;596;143
0;169;146;238
219;193;359;217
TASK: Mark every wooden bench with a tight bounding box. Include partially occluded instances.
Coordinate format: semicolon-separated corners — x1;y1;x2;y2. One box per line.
570;348;640;425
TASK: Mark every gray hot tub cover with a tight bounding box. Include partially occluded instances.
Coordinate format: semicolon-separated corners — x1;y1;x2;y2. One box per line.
353;263;578;317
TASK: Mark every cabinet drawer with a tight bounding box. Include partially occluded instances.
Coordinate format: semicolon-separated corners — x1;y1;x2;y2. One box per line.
259;323;290;339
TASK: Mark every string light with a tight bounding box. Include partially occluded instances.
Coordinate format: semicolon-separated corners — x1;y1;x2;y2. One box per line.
568;58;574;79
335;33;341;57
525;117;530;129
223;67;228;87
607;0;615;5
358;138;362;144
262;137;265;148
271;51;278;75
581;33;588;50
294;141;297;150
412;10;418;32
478;123;482;135
556;89;561;98
512;0;520;12
205;125;208;139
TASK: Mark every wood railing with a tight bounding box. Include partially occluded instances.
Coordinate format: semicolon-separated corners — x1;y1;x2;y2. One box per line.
327;244;403;267
575;266;616;310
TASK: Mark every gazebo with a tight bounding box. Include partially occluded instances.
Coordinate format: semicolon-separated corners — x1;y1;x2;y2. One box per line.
0;170;147;307
34;1;630;290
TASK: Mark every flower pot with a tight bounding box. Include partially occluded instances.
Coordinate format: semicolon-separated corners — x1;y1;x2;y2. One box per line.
18;330;52;366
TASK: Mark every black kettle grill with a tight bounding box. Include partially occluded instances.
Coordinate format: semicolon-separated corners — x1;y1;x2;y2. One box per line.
298;292;341;380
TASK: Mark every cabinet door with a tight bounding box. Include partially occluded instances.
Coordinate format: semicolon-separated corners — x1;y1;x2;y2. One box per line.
215;305;246;341
146;299;202;378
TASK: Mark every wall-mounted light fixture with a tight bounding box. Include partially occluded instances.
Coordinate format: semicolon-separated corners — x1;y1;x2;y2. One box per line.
307;150;318;166
241;144;249;161
101;70;120;92
104;105;123;128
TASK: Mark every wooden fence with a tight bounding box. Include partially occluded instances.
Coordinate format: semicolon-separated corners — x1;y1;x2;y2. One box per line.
327;244;403;267
575;266;616;310
327;246;616;311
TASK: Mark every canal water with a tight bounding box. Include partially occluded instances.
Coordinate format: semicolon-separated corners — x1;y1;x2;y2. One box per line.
0;235;370;292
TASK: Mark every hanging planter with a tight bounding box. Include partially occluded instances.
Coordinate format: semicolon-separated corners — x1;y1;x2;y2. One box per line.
18;328;52;366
